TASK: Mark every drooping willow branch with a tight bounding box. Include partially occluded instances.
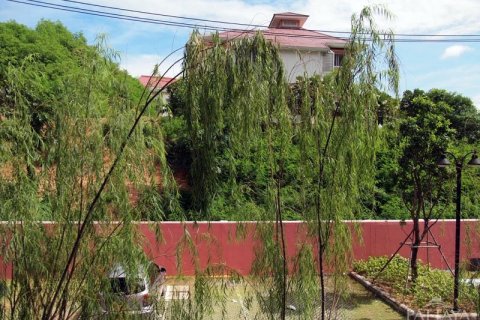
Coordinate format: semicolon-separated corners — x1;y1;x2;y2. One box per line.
42;67;183;320
42;26;263;320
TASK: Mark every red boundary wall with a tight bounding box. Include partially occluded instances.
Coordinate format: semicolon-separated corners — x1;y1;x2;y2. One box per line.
140;220;480;276
1;220;479;278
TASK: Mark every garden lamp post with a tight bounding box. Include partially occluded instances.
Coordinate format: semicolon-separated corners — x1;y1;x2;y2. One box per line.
437;151;480;312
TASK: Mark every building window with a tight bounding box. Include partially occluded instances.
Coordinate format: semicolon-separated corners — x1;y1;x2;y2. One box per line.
280;20;299;28
334;53;344;67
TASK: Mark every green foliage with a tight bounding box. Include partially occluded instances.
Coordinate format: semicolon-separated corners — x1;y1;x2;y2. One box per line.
371;88;480;220
413;269;453;307
184;31;288;215
354;256;412;289
7;6;476;319
181;5;399;319
0;20;144;135
354;256;479;310
0;21;177;319
397;89;453;215
427;89;480;143
290;244;320;318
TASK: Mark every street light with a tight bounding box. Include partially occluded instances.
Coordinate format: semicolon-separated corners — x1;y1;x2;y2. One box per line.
437;151;480;312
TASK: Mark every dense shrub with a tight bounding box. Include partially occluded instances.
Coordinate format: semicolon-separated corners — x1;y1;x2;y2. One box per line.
353;256;479;310
413;269;453;306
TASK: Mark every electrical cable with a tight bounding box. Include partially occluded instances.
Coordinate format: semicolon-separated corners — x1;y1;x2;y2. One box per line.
59;0;480;38
7;0;480;43
6;0;349;40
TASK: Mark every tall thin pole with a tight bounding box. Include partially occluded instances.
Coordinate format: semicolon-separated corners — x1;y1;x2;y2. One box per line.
437;151;479;312
453;162;462;312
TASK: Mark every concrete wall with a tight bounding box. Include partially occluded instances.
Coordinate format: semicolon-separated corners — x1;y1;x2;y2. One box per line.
141;220;480;276
2;220;479;278
280;49;333;82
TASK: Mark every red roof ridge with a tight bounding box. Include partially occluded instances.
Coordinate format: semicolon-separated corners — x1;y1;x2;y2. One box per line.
215;28;345;50
138;75;177;89
269;12;309;29
273;12;308;16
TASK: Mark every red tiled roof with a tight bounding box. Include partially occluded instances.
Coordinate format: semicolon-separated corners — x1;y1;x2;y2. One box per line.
269;12;309;28
217;28;345;50
274;12;308;16
138;75;177;89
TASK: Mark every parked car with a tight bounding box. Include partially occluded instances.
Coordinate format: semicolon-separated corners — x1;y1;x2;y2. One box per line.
99;263;166;319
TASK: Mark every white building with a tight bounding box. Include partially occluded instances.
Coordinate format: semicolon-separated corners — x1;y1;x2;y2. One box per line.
217;12;346;82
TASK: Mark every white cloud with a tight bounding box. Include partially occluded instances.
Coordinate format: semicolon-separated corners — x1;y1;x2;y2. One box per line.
99;0;275;27
3;0;480;102
473;95;480;109
5;0;480;40
441;45;473;59
90;0;480;34
119;53;183;77
373;0;480;34
74;0;480;104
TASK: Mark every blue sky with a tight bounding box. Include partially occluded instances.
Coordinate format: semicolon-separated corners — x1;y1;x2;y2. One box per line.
1;0;480;106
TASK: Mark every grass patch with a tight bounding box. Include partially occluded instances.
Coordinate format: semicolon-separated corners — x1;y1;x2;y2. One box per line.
157;276;402;319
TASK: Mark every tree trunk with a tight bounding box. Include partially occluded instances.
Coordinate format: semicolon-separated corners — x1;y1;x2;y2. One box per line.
276;168;287;320
410;216;421;284
319;245;326;320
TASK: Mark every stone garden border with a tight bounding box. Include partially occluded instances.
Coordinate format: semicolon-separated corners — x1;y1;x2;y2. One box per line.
349;271;478;320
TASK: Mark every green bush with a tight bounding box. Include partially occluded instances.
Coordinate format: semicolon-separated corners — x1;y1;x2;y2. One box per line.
413;269;452;306
353;256;479;309
353;255;411;287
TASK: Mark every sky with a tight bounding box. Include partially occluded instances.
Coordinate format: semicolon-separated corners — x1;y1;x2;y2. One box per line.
1;0;480;106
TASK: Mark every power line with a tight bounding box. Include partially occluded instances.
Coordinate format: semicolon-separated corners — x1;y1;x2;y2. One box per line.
7;0;480;43
59;0;480;38
60;0;269;29
6;0;347;39
8;0;231;30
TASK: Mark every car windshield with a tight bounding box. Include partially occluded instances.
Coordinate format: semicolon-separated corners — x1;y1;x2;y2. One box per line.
110;277;146;295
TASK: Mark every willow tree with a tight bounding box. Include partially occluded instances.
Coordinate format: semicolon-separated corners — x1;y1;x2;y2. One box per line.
294;7;399;319
184;31;294;319
182;5;398;320
0;6;398;319
0;36;175;319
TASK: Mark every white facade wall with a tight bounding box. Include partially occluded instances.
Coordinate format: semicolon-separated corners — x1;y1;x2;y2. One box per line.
279;49;334;83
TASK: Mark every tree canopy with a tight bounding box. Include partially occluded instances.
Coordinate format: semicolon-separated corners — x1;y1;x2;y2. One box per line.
0;20;145;135
372;89;480;220
0;21;175;318
1;13;480;319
